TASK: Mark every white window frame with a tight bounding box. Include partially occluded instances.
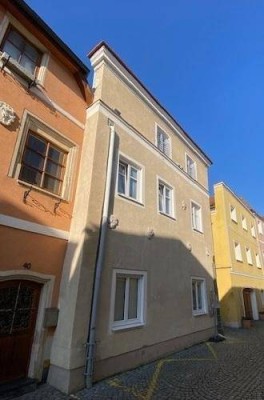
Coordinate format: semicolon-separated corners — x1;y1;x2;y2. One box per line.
246;247;253;265
185;153;197;180
111;269;146;331
258;221;263;235
191;200;203;233
117;154;143;204
0;15;49;86
230;205;237;223
251;224;256;238
256;253;261;268
191;277;207;316
242;215;248;231
234;242;243;262
8;111;77;200
157;178;174;218
156;124;171;157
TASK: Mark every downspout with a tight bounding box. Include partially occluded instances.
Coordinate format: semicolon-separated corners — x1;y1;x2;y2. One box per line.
85;120;115;388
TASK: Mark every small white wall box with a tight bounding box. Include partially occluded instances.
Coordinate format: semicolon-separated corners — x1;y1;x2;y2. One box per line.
43;308;59;328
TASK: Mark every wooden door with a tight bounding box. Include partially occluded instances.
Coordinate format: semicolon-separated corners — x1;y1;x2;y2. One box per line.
243;288;253;319
0;280;42;383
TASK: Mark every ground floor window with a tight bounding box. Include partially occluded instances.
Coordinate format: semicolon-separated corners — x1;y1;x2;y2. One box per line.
191;277;207;316
112;269;146;330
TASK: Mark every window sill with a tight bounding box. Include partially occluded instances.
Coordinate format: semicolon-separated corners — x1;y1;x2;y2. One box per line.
117;193;144;207
18;180;68;202
192;311;207;317
159;211;175;221
192;227;203;234
112;321;144;332
0;52;37;86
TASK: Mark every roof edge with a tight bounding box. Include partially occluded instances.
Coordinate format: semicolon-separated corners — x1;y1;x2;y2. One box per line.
88;41;212;166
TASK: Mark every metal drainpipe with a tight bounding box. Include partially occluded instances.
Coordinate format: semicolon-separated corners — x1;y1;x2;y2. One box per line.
85;121;116;388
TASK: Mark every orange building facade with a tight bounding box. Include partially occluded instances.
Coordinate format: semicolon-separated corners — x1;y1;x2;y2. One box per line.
0;0;92;384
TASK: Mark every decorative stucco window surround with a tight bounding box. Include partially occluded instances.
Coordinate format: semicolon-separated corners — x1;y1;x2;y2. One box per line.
8;111;78;201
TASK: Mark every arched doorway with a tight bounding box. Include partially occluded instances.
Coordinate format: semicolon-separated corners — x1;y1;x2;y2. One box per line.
0;280;42;383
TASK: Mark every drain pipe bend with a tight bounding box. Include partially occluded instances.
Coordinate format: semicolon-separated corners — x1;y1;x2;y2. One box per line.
85;122;115;388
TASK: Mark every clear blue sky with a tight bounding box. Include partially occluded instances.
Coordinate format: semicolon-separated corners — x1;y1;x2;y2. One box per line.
26;0;264;214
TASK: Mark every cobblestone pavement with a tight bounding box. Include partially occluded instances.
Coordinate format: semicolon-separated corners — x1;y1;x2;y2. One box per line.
12;322;264;399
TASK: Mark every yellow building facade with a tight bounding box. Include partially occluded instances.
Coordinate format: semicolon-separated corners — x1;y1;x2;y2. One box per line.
211;183;264;327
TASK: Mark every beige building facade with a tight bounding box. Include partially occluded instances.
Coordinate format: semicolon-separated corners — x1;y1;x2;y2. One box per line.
49;42;215;393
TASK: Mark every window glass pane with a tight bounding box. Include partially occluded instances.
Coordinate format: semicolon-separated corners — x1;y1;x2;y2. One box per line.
19;165;41;186
197;282;203;309
165;197;171;214
46;160;62;179
20;55;36;74
159;184;164;212
43;175;61;194
24;43;39;62
114;277;126;321
48;147;65;164
7;30;24;49
129;177;137;199
118;163;126;194
28;134;46;155
192;282;197;310
128;278;138;319
23;149;44;171
2;41;20;61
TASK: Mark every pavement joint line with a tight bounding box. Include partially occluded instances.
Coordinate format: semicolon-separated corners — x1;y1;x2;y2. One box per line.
106;343;218;400
206;342;218;360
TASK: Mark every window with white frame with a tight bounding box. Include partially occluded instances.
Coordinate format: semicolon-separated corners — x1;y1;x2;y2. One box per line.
112;270;145;330
186;155;197;180
8;113;76;200
251;224;256;238
242;215;247;231
191;202;203;232
256;253;261;268
158;181;173;216
246;247;253;265
118;159;142;202
234;242;243;262
156;126;170;157
258;221;263;235
191;278;207;315
230;205;237;222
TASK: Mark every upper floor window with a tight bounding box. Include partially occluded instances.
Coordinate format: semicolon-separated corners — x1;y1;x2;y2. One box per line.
156;126;170;157
251;224;256;238
234;242;243;262
19;132;67;196
258;220;263;235
242;215;247;231
118;158;142;203
8;113;76;200
186;155;197;180
256;253;261;268
1;26;41;77
230;205;237;223
191;201;203;233
158;181;173;217
246;247;253;265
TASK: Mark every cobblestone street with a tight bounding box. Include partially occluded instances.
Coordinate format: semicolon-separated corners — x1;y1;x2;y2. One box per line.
11;322;264;400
